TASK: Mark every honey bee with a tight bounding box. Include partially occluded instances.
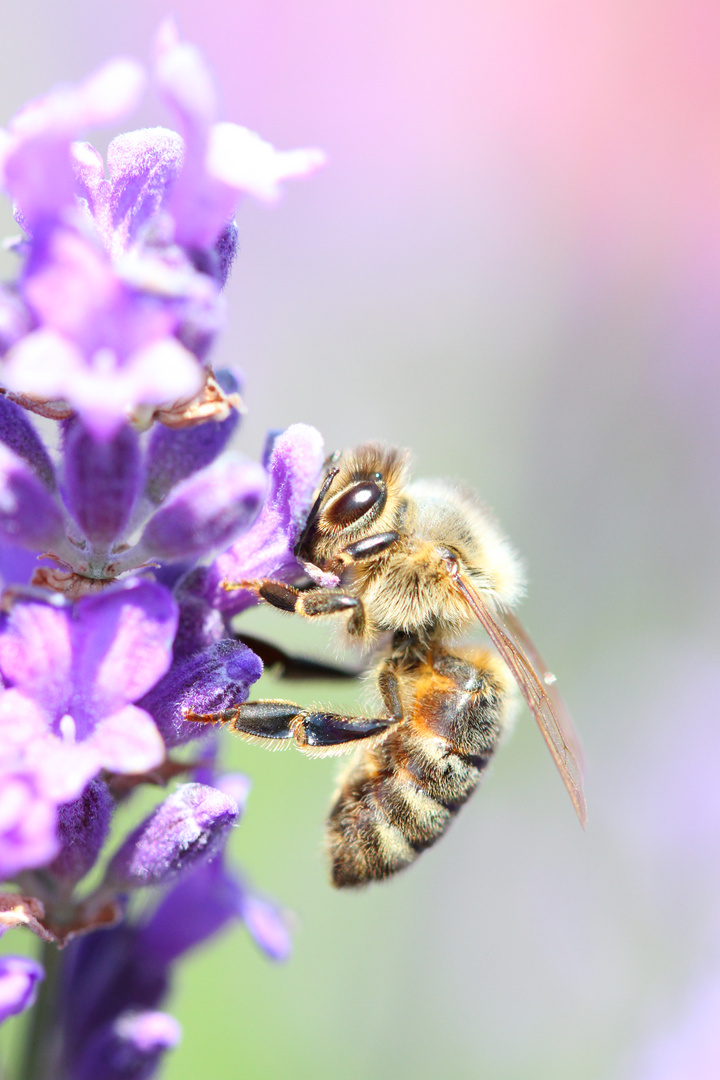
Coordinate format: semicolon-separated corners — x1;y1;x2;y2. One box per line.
188;444;586;887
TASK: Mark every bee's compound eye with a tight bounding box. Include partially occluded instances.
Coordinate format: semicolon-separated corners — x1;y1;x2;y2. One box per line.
326;481;384;528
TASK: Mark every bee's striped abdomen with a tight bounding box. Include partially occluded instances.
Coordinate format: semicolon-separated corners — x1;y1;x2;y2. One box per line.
327;649;514;887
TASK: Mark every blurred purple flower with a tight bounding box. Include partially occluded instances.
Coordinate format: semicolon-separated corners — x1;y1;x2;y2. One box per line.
73;1010;181;1080
61;824;289;1076
620;972;720;1080
0;579;175;877
0;956;44;1023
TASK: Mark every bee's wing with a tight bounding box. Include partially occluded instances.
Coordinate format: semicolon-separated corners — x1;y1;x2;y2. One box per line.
452;570;587;828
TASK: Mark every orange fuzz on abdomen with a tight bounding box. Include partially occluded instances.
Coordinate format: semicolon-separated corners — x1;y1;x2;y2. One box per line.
326;649;515;887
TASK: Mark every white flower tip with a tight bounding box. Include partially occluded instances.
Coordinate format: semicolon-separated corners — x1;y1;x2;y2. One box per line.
80;58;148;127
155;37;217;128
154;16;182;60
0;129;12;189
207;124;327;202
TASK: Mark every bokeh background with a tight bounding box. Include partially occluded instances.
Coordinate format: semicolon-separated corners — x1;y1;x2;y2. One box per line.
2;1;720;1077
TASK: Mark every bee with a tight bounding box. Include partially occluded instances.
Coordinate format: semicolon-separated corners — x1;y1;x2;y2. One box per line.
188;444;586;887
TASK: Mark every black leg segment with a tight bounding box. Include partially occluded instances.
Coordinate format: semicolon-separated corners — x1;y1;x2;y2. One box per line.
186;699;398;754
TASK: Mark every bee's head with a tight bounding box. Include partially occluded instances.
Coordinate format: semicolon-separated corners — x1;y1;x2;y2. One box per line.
296;444;408;560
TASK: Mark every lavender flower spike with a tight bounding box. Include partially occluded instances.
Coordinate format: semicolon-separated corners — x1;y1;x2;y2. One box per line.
0;956;44;1023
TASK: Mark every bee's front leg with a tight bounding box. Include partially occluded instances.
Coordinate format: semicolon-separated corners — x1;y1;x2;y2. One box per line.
232;579;366;635
185;699;397;756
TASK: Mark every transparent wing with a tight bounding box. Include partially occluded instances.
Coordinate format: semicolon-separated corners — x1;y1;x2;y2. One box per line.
451;568;587;828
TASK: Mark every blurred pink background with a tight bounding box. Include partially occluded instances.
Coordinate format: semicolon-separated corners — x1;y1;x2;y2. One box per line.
1;3;720;1078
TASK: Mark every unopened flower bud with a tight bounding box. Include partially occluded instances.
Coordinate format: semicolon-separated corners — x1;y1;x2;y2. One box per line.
49;779;113;885
106;783;237;889
138;455;266;562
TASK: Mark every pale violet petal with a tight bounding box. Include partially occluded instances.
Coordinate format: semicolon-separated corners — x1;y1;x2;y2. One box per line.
1;329;85;399
85;705;166;775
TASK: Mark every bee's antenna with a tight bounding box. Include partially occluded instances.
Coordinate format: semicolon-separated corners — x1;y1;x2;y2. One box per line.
293;456;340;558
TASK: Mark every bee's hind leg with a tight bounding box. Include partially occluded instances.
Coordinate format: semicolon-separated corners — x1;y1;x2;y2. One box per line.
186;659;404;754
185;699;398;755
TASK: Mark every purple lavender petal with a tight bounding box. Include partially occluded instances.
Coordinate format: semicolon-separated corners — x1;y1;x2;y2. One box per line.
106;783;238;889
214;773;251;818
1;328;86;401
116;1010;181;1054
138;456;266;563
139;853;292;965
205;423;325;615
0;769;60;878
69;580;178;724
62;421;142;543
105;127;183;253
207;121;327;203
0;691;100;805
60;924;166;1068
239;890;292;962
169;588;225;659
0;598;73;721
66;337;203;441
0;285;34;357
173;122;326;250
0;956;44;1023
0;394;56;489
154;19;216;129
0;543;39;587
139;639;262;747
48;778;113;884
22;226;175;359
154;21;324;249
0;444;65;549
4;58;146;231
72;1010;180;1080
137;854;244;966
144;369;241;505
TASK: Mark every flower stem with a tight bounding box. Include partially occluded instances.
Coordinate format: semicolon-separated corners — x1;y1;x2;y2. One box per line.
15;941;64;1080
